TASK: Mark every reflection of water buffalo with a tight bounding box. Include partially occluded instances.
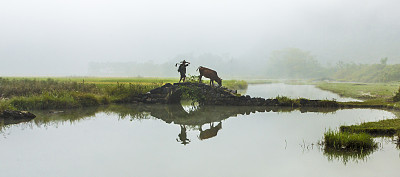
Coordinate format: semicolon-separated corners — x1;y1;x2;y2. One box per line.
197;66;222;86
198;122;222;140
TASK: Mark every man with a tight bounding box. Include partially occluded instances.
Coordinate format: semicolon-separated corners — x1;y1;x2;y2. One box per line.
176;60;190;82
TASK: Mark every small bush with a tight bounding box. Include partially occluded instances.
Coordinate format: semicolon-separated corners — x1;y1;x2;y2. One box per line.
0;100;14;112
73;93;100;107
393;86;400;102
185;74;201;83
179;85;206;104
99;96;110;105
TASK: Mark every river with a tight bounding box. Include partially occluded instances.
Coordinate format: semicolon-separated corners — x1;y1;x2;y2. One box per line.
0;83;398;177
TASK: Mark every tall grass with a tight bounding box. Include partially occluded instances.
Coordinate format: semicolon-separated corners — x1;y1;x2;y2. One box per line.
0;78;99;97
324;130;377;150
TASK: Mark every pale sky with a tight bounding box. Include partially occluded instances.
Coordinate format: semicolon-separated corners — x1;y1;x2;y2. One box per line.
1;0;399;76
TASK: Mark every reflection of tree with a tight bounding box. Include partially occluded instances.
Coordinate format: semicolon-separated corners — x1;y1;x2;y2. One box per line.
103;104;152;120
30;106;101;128
0;117;33;133
323;147;376;165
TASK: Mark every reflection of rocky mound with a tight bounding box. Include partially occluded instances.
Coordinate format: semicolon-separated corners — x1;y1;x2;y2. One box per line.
148;105;249;125
0;110;36;126
129;104;340;126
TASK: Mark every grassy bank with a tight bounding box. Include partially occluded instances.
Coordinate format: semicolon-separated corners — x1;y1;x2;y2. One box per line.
340;119;400;136
316;81;400;109
316;82;398;100
0;77;248;111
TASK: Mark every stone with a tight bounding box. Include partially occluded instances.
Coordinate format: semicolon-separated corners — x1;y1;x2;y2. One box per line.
149;87;164;94
120;82;339;108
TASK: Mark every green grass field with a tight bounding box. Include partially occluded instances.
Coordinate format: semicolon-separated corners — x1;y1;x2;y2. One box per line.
4;77;247;89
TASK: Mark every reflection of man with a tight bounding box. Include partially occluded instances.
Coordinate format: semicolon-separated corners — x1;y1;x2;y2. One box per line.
176;60;190;83
176;125;190;145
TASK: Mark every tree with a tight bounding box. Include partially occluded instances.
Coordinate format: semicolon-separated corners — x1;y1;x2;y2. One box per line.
380;57;388;65
267;48;326;79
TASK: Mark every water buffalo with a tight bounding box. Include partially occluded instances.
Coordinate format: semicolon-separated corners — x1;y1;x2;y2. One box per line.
197;66;222;86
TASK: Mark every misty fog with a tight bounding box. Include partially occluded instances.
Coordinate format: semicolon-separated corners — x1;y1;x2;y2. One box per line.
1;0;399;77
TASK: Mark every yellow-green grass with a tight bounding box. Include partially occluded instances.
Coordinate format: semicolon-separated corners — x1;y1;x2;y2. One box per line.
316;82;399;100
316;81;400;109
4;77;175;86
2;77;246;91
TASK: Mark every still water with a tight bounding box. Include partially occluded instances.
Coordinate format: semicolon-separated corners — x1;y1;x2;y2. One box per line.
245;83;361;102
0;84;399;177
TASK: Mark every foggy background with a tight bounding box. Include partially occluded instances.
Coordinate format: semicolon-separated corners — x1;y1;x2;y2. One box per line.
1;0;399;77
